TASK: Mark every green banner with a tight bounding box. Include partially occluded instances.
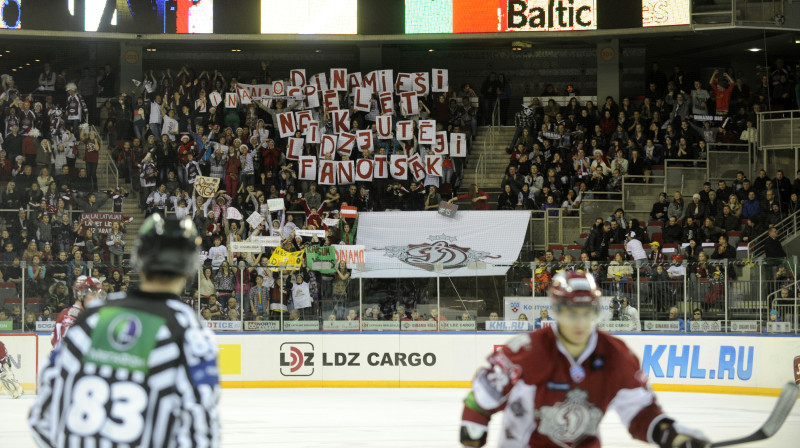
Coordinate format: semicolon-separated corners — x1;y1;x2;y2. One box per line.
86;307;165;373
306;246;337;274
0;320;12;331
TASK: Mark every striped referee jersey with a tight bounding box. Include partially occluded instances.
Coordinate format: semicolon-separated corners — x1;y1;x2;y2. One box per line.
29;290;221;447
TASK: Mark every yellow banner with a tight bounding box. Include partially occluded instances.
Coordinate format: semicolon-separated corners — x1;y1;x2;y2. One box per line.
268;247;304;271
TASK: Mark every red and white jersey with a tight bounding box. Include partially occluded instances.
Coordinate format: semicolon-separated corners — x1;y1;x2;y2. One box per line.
18;109;36;135
51;305;81;348
0;340;8;364
65;94;87;121
462;326;667;447
49;116;65;136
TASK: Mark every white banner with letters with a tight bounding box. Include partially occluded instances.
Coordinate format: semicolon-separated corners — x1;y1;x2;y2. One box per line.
355;211;529;278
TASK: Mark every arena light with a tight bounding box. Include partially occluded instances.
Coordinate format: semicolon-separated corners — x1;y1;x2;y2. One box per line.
748;48;762;52
428;48;435;52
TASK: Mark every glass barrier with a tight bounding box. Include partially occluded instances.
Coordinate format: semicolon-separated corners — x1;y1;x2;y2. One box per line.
0;250;796;335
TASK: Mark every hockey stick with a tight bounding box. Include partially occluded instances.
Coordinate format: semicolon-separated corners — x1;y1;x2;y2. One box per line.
710;382;799;447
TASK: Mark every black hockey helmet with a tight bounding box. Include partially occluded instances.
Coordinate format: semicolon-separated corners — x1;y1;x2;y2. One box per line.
132;214;201;277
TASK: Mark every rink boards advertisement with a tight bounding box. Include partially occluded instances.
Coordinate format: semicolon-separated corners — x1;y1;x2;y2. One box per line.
210;333;798;396
6;332;798;396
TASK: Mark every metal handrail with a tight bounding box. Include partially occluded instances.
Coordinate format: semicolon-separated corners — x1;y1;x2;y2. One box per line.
474;100;500;186
749;209;800;259
103;142;120;190
766;278;800;308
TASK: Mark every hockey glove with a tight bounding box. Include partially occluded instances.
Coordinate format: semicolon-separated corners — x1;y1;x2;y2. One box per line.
655;421;710;448
460;423;488;448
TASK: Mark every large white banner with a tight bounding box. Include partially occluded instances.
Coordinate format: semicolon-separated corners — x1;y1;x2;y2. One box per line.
354;211;530;278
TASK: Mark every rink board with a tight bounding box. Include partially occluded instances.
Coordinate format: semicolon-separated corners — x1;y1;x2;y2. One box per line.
0;334;39;392
14;333;800;397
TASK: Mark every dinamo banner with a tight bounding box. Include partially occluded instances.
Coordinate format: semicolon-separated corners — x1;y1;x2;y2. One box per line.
354;211;530;278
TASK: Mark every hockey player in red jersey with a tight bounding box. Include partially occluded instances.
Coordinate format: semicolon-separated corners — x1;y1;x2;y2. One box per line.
50;275;104;347
461;272;709;448
0;340;23;398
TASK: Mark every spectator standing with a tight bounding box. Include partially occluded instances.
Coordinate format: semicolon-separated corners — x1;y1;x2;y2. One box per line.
64;83;88;136
763;227;786;259
480;73;501;125
625;231;647;269
710;70;735;116
509;103;536;153
497;74;511;125
690;80;710;116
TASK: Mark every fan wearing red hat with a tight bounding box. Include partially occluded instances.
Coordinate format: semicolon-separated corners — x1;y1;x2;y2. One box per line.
667;255;686;279
460;271;709;448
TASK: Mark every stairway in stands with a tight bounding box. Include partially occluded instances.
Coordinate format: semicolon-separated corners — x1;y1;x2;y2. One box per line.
97;149;145;262
461;126;517;196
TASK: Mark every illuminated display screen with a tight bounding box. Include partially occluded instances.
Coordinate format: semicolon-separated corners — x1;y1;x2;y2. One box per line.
0;0;22;29
261;0;357;34
405;0;597;33
84;0;214;33
642;0;690;27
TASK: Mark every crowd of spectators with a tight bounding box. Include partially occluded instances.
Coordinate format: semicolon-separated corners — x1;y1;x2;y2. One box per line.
0;59;504;325
1;57;799;326
494;61;800;213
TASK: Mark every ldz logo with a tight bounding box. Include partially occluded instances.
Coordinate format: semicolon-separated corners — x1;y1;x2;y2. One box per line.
279;343;315;376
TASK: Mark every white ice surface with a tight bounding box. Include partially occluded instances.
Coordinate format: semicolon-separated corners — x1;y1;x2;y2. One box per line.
2;388;799;447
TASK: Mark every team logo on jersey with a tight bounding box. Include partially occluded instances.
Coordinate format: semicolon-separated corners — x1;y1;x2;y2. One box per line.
538;388;602;446
381;235;500;271
107;314;143;351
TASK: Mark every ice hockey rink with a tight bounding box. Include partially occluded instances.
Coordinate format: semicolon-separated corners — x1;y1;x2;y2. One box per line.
2;388;799;447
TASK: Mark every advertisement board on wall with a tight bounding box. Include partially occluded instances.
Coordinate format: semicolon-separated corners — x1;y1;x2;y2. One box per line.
20;332;800;396
405;0;691;33
405;0;598;34
261;0;357;34
84;0;214;33
642;0;691;27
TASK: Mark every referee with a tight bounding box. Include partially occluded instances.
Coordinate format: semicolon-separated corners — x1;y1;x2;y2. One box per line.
29;214;220;447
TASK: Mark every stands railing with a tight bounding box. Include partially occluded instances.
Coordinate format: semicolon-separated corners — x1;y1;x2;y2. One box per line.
757;109;800;177
749;209;800;259
691;0;786;28
528;208;581;252
663;158;707;195
706;142;753;183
